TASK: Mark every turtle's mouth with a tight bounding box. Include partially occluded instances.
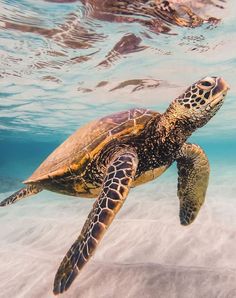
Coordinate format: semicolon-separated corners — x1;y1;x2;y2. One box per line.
210;91;227;107
206;78;229;111
205;92;227;112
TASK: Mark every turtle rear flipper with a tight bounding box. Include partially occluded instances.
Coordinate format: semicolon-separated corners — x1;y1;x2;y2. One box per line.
176;143;210;226
53;149;138;295
0;184;42;207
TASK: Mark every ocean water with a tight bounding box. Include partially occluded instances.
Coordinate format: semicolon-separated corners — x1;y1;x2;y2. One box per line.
0;1;236;297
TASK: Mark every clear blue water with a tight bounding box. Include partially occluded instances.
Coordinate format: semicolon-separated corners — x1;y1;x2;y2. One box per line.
0;1;236;297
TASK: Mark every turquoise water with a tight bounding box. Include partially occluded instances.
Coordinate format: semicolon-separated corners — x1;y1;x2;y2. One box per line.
0;1;236;297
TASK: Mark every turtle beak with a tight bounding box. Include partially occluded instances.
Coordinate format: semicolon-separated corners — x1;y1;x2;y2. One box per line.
218;77;230;91
209;77;229;109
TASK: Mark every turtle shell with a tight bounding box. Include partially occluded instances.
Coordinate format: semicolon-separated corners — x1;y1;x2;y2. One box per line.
25;108;158;183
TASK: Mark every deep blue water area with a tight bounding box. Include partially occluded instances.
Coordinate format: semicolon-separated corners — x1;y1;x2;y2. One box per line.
1;134;235;195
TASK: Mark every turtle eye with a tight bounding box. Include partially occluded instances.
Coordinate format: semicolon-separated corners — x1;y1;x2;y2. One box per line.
201;81;212;87
197;79;215;90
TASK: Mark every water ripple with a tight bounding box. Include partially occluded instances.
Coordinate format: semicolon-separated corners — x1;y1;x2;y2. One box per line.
0;0;235;142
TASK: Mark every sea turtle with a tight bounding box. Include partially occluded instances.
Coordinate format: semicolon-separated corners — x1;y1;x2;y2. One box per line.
0;76;229;294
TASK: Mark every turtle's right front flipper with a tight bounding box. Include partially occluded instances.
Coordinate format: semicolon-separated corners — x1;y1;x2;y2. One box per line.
0;184;42;207
53;149;138;295
176;143;210;226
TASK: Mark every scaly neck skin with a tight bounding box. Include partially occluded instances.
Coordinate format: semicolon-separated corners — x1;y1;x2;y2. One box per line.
154;101;198;152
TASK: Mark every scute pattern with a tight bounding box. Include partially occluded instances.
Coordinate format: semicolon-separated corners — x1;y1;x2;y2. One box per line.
25;108;156;183
53;150;138;294
0;185;42;206
176;143;210;225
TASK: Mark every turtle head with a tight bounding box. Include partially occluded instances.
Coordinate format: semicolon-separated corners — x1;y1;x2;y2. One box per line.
175;76;229;128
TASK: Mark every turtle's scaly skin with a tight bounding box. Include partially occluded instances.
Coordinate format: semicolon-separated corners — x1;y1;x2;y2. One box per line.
0;185;41;206
177;143;210;225
53;150;138;294
0;76;229;295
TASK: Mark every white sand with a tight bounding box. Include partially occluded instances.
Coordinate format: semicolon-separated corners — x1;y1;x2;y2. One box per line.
0;169;236;298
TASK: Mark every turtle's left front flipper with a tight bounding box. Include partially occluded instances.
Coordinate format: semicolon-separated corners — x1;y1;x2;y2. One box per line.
53;150;138;295
176;143;210;226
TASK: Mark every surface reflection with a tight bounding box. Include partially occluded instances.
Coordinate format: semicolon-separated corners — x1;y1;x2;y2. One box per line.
0;0;230;138
0;0;223;54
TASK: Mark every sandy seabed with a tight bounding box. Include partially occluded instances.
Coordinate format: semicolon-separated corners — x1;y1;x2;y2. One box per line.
0;170;236;298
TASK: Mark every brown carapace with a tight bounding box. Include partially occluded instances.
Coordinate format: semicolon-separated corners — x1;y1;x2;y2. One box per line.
0;76;229;294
